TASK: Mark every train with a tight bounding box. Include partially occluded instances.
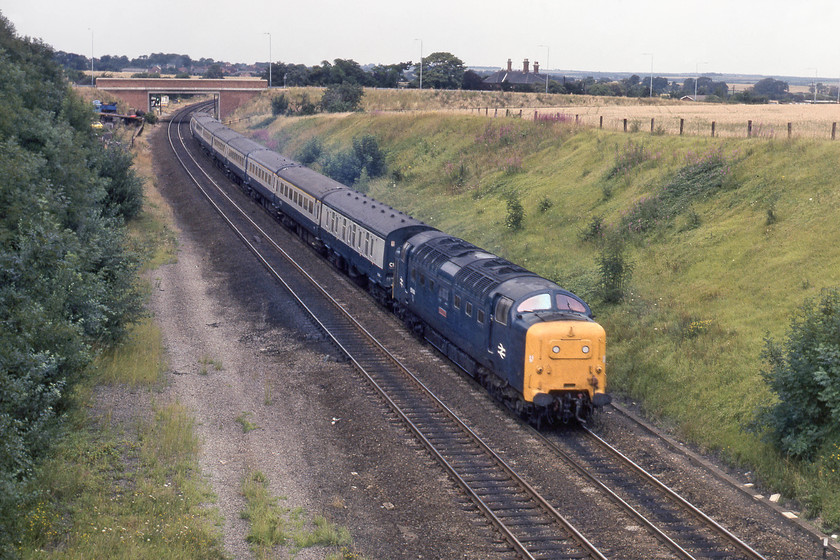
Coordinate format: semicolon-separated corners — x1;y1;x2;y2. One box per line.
190;112;609;425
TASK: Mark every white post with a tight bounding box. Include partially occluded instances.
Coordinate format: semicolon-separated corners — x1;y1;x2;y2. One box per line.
264;32;272;88
539;44;549;93
415;38;423;90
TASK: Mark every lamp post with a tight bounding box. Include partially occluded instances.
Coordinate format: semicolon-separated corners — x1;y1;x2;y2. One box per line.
415;38;423;90
694;61;707;101
89;28;94;87
643;52;653;97
539;44;549;93
263;32;272;88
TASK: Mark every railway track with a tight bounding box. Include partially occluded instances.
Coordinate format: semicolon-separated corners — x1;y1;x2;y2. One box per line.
164;104;782;559
167;104;608;559
538;426;767;560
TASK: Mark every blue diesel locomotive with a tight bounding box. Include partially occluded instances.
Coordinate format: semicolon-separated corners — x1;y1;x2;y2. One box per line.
190;113;609;424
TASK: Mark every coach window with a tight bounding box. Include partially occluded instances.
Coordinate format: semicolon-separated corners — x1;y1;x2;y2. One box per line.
494;296;513;326
477;309;485;324
465;301;473;317
453;295;461;309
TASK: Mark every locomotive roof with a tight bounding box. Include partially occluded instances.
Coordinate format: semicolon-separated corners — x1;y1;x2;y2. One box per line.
409;231;575;301
322;189;433;238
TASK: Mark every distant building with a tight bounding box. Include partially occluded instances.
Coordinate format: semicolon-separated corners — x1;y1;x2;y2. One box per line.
483;58;548;89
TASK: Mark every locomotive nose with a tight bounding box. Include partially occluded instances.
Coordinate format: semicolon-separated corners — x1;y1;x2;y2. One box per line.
523;320;608;406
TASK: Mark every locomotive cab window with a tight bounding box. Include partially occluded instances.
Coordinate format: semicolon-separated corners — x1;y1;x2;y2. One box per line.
557;293;588;314
494;297;513;326
517;293;552;313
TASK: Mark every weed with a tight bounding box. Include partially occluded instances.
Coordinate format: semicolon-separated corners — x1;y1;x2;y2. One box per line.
538;195;553;213
241;470;353;559
235;412;259;433
198;355;223;376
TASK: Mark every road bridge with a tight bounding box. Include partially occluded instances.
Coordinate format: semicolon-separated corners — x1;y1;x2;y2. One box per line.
95;77;267;118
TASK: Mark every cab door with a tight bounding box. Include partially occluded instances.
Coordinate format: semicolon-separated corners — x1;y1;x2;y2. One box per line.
487;295;514;372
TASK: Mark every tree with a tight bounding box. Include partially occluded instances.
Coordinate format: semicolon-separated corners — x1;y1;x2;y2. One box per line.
202;63;224;79
418;52;465;89
462;69;485;91
319;82;364;112
371;62;411;88
0;16;143;552
752;77;789;100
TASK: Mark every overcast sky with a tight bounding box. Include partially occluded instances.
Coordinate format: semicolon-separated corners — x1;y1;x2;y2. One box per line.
3;0;839;79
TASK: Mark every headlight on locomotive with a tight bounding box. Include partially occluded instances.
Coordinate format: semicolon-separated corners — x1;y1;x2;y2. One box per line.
523;320;609;407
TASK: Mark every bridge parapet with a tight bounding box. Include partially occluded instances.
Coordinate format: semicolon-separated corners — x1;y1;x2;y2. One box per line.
95;77;267;117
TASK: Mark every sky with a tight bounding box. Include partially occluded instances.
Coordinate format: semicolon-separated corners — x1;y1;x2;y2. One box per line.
3;0;840;79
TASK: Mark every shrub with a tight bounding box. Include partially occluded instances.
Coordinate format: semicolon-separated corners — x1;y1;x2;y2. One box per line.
505;195;525;231
297;137;323;165
597;234;633;303
756;288;840;458
271;94;289;116
352;134;386;178
538;195;553;213
579;215;605;242
320;82;364;113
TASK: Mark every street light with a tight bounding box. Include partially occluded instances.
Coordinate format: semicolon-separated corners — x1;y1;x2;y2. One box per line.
642;52;653;97
538;44;550;93
807;67;818;102
263;32;271;88
414;38;423;90
695;61;707;101
88;28;94;87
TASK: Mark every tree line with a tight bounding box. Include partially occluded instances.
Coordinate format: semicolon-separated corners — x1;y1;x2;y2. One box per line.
58;45;823;104
1;15;144;556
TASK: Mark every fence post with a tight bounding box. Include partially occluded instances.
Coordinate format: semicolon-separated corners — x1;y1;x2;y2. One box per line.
535;110;539;121
575;114;579;125
748;120;752;137
833;122;837;140
650;118;655;133
711;121;716;137
494;108;498;117
623;118;628;132
486;107;489;116
519;109;523;118
788;122;792;139
506;109;509;117
599;115;603;129
679;118;684;135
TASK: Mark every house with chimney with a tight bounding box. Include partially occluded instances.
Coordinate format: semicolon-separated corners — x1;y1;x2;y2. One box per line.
483;58;548;89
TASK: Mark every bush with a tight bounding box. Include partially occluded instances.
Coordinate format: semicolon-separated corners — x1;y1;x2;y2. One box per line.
271;94;289;116
757;288;840;458
353;134;385;178
505;195;525;231
297;137;322;165
320;82;364;113
597;235;633;303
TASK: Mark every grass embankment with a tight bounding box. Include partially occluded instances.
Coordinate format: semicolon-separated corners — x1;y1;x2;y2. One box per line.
15;130;363;559
233;98;840;531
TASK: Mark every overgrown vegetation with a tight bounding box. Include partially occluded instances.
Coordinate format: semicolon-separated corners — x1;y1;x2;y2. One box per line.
0;16;147;555
240;470;355;559
758;289;840;459
230;92;840;531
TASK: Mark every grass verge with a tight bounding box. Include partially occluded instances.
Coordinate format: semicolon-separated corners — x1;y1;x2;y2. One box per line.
240;470;361;560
